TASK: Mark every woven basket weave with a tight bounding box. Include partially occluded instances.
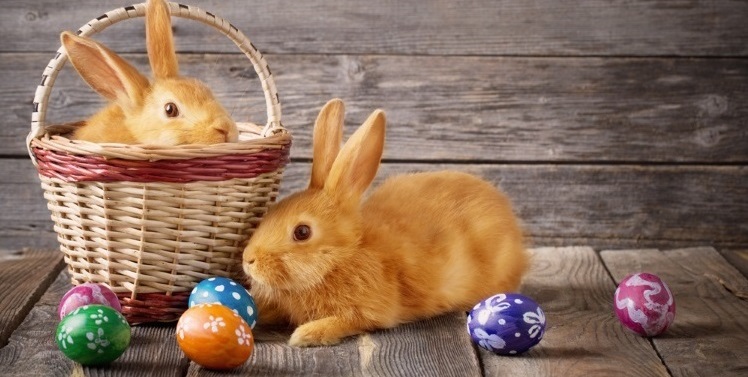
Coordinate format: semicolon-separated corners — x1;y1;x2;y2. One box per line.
26;2;291;324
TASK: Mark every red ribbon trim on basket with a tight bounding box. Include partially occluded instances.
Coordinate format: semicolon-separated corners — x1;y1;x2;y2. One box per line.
32;146;290;183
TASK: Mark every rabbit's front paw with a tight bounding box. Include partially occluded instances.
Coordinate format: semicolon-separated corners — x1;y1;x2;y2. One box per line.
289;317;361;347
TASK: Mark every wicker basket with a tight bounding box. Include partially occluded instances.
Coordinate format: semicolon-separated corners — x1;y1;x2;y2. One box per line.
26;2;291;324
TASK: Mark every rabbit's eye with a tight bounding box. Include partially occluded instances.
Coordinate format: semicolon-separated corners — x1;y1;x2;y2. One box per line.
164;102;179;117
293;224;312;242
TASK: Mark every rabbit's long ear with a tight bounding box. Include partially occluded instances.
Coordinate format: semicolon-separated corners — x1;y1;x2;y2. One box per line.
325;109;386;202
146;0;179;78
61;32;149;110
309;99;345;189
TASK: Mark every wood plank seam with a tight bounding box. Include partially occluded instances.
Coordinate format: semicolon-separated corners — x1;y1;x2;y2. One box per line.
7;161;748;250
469;341;487;377
5;0;748;56
479;247;670;376
0;248;65;348
592;248;674;377
709;276;748;301
4;53;748;163
646;336;675;377
600;247;748;376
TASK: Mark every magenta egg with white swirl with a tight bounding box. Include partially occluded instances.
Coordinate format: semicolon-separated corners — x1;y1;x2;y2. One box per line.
58;283;122;319
614;272;675;336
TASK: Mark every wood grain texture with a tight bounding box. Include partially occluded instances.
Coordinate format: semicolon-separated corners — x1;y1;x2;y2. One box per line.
600;247;748;377
0;248;63;347
356;312;481;377
719;250;748;280
480;247;668;376
4;160;747;250
0;272;79;376
0;234;59;253
187;326;363;376
3;53;747;162
281;164;748;248
0;160;60;250
81;322;187;377
0;270;187;377
3;0;748;56
188;312;479;376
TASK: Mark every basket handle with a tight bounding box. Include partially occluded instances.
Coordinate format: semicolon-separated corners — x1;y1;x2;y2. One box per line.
27;2;283;156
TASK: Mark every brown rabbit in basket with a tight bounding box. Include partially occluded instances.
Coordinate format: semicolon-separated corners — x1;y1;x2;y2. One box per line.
242;99;529;347
59;0;238;145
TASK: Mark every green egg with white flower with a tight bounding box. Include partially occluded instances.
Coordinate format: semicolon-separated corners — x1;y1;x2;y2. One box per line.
55;304;131;365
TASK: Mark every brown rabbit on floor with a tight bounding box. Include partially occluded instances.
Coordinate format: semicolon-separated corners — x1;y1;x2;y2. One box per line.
59;0;238;145
242;99;529;347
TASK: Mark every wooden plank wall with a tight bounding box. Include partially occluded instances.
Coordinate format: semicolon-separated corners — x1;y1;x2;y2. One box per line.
1;0;746;252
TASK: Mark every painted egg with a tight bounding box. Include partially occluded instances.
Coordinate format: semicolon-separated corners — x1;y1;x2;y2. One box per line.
176;303;254;370
55;304;131;365
58;283;122;319
614;272;675;336
189;277;258;328
467;293;546;355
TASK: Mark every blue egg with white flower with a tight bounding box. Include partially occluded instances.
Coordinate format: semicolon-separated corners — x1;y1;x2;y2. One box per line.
467;293;546;355
189;277;258;328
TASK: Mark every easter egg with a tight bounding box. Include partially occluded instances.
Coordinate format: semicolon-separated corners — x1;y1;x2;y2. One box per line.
58;283;122;319
55;305;131;365
189;277;258;328
176;303;254;370
467;293;546;355
614;272;675;336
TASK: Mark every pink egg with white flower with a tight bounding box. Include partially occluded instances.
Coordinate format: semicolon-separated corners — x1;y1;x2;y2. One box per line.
58;283;122;319
614;272;675;336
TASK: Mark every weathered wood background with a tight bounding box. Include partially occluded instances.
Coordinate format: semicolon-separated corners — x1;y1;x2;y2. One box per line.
1;0;747;252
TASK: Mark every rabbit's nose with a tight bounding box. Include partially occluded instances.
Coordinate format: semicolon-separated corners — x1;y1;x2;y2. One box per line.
213;125;229;142
242;248;256;276
243;247;256;265
242;258;255;276
214;122;239;143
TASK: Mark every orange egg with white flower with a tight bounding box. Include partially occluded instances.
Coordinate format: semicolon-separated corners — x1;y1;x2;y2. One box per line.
176;303;254;370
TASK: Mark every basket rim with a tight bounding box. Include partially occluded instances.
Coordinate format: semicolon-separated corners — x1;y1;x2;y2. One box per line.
28;1;285;164
31;122;292;161
34;141;290;183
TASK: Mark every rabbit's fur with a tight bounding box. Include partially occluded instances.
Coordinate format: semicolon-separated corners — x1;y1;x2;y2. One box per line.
243;99;529;347
60;0;237;145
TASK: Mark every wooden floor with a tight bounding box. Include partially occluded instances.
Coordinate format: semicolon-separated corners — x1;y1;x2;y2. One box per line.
1;247;746;377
